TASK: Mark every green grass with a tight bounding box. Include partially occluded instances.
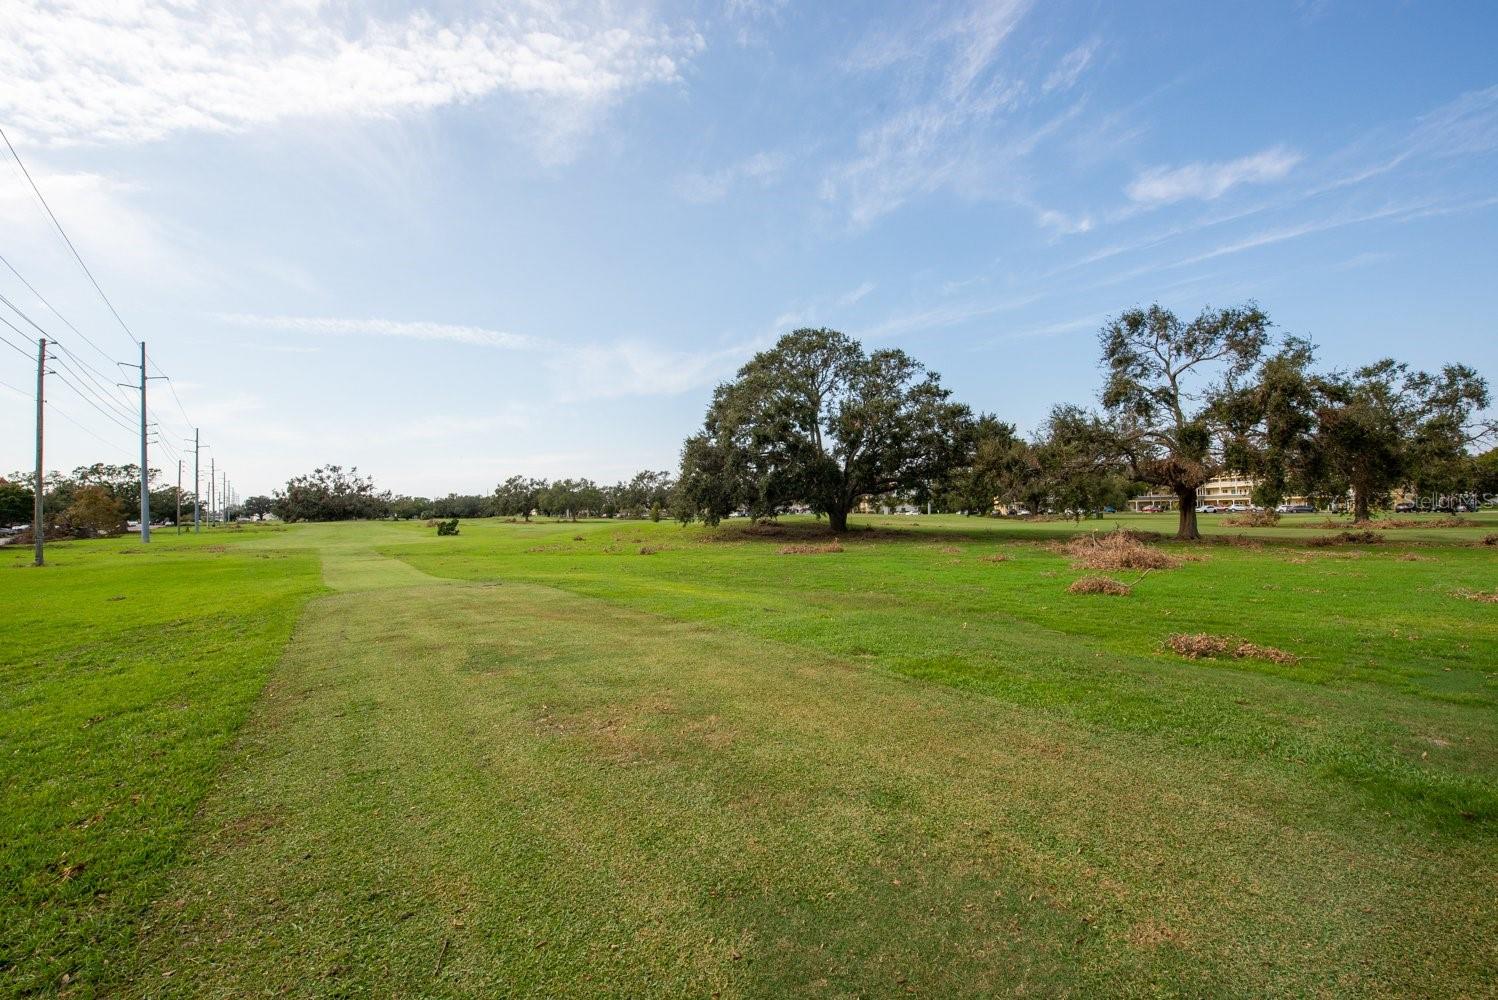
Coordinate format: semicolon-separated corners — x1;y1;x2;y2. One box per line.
3;512;1496;996
0;527;323;996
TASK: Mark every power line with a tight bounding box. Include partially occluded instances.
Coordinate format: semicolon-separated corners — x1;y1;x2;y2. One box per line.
45;399;136;455
50;368;138;436
49;350;135;423
0;251;128;374
0;125;139;347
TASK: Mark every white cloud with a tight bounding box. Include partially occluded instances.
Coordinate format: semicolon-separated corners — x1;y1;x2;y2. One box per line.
675;151;789;203
550;339;755;400
1126;147;1301;205
823;0;1079;227
0;166;180;284
1042;40;1099;95
1;1;702;155
216;313;541;350
837;281;877;307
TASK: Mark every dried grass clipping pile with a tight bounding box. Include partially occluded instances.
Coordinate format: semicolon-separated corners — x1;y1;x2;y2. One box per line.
980;552;1009;564
1454;589;1498;604
1165;633;1300;664
1068;576;1131;596
1222;510;1280;527
1065;529;1182;571
779;542;844;555
1307;530;1383;547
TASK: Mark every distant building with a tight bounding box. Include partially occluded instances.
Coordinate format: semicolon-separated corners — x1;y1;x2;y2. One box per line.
1126;473;1314;511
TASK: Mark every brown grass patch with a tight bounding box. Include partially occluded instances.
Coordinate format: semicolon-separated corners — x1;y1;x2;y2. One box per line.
937;544;960;555
1453;589;1498;604
1064;529;1181;571
638;545;662;555
779;542;844;555
1307;530;1383;546
1222;510;1280;527
1067;575;1131;596
1397;552;1432;562
1480;533;1498;547
979;552;1008;564
1377;516;1472;529
1165;633;1300;664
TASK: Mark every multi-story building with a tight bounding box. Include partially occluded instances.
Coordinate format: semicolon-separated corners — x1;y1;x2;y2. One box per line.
1127;473;1304;511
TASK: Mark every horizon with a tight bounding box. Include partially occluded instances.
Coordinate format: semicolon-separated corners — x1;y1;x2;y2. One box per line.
2;1;1496;498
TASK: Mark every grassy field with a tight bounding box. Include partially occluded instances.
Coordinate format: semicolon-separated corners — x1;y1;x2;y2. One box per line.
3;512;1495;996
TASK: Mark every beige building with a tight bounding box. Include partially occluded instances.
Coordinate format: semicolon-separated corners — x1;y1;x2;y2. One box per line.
1128;473;1306;511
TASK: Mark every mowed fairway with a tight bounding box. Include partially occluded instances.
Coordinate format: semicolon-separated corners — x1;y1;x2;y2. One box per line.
4;515;1497;996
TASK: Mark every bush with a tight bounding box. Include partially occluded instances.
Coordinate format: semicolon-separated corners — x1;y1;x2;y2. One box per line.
436;518;460;536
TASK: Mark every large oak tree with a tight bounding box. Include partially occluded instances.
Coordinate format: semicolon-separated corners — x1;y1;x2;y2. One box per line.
678;328;970;532
1099;303;1271;540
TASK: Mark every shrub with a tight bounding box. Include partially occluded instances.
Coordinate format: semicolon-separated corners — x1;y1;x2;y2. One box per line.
1064;529;1181;571
1067;576;1131;596
1165;633;1299;664
436;518;460;536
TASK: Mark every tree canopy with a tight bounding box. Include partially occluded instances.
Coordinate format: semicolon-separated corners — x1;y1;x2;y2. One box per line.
677;328;971;531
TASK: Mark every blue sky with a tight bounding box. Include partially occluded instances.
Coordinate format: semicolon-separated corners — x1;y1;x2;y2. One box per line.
1;0;1495;498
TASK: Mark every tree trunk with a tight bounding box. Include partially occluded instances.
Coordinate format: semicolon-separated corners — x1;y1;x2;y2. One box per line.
1353;487;1370;524
1175;487;1200;541
828;505;849;533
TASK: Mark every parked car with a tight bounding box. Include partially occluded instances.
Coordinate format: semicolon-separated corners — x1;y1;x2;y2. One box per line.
1277;503;1315;514
1394;502;1416;513
1195;504;1219;514
1226;503;1249;513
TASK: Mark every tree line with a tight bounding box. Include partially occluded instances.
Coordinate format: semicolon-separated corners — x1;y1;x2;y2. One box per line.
264;467;677;524
0;464;195;538
257;302;1495;542
670;306;1495;540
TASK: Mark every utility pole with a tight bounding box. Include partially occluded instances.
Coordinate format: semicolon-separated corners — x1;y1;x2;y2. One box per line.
192;429;201;533
33;337;45;567
209;456;215;526
138;341;149;543
222;471;229;522
176;458;183;534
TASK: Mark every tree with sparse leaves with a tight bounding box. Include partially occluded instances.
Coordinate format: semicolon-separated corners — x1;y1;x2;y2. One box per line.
1098;303;1272;540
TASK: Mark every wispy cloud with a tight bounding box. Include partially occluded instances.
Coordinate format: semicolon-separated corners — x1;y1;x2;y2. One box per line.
216;314;541;350
822;0;1037;227
1127;147;1301;205
0;1;702;157
675;151;789;203
1042;40;1100;95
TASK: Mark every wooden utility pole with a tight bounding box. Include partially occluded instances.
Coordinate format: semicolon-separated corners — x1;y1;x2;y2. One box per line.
33;337;45;567
176;458;183;533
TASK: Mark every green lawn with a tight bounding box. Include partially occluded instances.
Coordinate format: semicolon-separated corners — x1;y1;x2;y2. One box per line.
3;513;1496;996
